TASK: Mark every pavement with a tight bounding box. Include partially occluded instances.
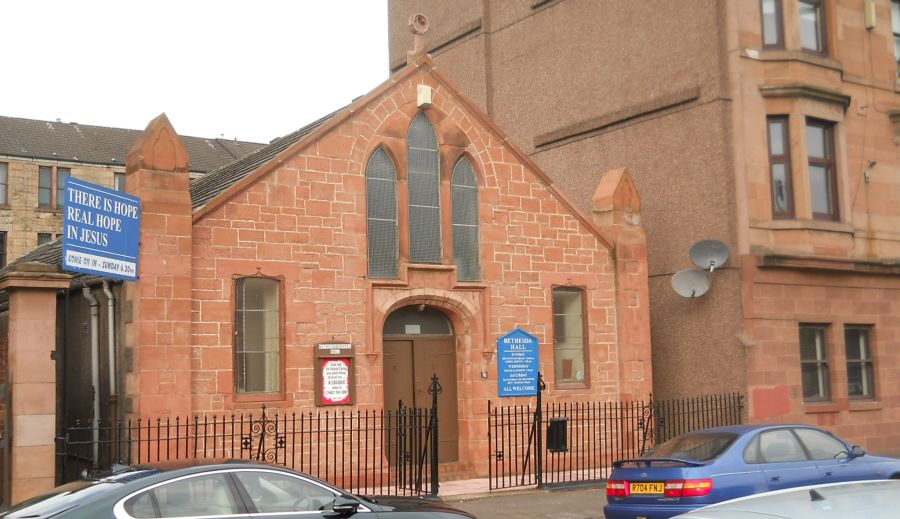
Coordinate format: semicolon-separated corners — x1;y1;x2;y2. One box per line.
437;478;607;518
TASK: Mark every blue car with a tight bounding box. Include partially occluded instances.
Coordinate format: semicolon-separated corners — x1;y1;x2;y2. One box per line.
603;424;900;519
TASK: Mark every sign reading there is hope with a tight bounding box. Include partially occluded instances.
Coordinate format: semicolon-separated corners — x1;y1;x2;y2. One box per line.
63;178;141;281
497;328;539;397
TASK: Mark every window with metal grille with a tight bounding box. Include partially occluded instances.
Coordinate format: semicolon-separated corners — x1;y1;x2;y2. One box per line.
451;157;480;281
38;233;53;246
407;114;441;263
115;172;126;192
235;277;281;394
800;324;829;401
552;286;587;384
0;231;6;268
845;326;874;399
366;147;398;278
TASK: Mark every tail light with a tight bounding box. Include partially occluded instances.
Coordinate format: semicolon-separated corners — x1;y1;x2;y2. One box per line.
606;480;627;497
664;479;713;497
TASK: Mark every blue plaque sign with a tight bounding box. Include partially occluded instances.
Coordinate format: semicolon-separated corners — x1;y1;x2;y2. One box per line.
63;177;141;281
498;328;539;397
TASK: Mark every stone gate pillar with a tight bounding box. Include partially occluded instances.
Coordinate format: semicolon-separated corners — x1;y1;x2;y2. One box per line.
122;114;193;418
592;168;653;400
0;263;71;503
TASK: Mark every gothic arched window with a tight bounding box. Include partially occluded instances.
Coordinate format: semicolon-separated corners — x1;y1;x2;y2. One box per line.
407;114;441;263
366;147;399;278
451;157;480;281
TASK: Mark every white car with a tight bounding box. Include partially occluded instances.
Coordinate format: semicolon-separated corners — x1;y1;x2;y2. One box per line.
673;479;900;519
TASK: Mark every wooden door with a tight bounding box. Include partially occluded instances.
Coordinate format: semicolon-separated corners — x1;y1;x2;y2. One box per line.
383;338;459;462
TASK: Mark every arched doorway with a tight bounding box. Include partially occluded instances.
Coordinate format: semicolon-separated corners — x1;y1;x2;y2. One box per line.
383;305;459;462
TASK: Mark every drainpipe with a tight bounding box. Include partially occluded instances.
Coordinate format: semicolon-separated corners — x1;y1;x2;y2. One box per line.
101;281;118;438
82;286;100;469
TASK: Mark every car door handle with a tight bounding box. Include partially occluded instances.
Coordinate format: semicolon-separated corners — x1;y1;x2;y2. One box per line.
770;476;781;481
824;471;833;476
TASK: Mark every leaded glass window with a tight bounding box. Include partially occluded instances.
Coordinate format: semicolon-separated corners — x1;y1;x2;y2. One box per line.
407;114;441;263
366;147;398;278
451;157;480;281
235;277;281;394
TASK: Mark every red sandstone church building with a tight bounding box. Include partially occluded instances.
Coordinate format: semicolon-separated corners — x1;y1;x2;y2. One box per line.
0;54;654;501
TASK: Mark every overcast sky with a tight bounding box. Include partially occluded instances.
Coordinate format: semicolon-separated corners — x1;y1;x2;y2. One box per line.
1;1;390;144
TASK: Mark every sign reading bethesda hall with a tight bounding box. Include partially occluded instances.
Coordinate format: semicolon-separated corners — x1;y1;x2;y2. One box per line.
63;177;141;281
498;328;539;397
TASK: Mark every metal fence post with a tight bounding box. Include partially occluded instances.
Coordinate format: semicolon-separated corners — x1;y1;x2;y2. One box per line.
428;373;442;495
535;372;545;488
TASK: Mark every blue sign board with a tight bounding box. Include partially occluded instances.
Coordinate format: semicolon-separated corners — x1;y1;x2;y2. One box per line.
63;177;141;281
498;328;539;397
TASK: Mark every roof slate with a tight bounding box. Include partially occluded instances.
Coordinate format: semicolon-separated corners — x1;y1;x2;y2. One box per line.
190;108;344;210
0;115;265;173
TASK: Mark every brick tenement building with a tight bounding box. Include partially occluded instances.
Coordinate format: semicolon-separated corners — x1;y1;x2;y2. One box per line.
0;54;652;485
389;1;900;454
0;116;263;264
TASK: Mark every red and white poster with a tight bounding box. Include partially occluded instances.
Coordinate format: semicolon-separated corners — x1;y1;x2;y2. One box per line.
321;358;351;405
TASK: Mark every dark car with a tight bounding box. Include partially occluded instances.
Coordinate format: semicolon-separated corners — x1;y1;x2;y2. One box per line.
1;462;477;519
603;424;900;519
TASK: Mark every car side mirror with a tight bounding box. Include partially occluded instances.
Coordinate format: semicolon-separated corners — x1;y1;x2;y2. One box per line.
331;497;360;516
851;445;865;458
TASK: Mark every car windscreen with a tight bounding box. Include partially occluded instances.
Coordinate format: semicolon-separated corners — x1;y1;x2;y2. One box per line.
643;432;738;462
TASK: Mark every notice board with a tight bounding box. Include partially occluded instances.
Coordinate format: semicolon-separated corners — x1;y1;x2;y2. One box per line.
497;328;539;397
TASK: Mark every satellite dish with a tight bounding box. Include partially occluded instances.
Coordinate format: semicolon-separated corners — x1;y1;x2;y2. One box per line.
672;269;710;298
690;240;730;272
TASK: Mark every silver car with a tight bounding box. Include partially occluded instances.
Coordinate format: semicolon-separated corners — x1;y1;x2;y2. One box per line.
673;479;900;519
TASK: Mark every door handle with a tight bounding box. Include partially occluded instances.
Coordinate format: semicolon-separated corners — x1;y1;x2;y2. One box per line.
770;476;781;481
824;471;833;476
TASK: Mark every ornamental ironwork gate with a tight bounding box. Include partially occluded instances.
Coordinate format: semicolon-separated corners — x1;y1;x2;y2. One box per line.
57;376;444;496
488;392;744;491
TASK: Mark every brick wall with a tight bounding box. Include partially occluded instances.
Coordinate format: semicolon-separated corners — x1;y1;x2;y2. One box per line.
179;64;642;474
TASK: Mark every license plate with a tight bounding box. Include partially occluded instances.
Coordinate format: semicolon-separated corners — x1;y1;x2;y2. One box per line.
630;482;664;494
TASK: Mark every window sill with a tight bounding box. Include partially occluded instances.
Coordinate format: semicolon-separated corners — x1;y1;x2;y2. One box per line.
555;381;589;391
232;392;290;409
35;207;62;214
848;399;881;412
751;49;843;73
750;219;853;235
802;401;840;414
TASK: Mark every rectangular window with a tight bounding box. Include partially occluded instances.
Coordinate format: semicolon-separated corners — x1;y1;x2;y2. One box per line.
39;166;53;208
0;231;6;268
760;0;784;48
115;172;126;192
799;0;827;53
893;1;900;80
766;116;794;218
806;119;838;220
57;168;69;208
37;233;53;246
552;286;587;385
235;277;281;395
38;165;70;209
0;162;7;205
845;326;874;399
800;324;830;402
